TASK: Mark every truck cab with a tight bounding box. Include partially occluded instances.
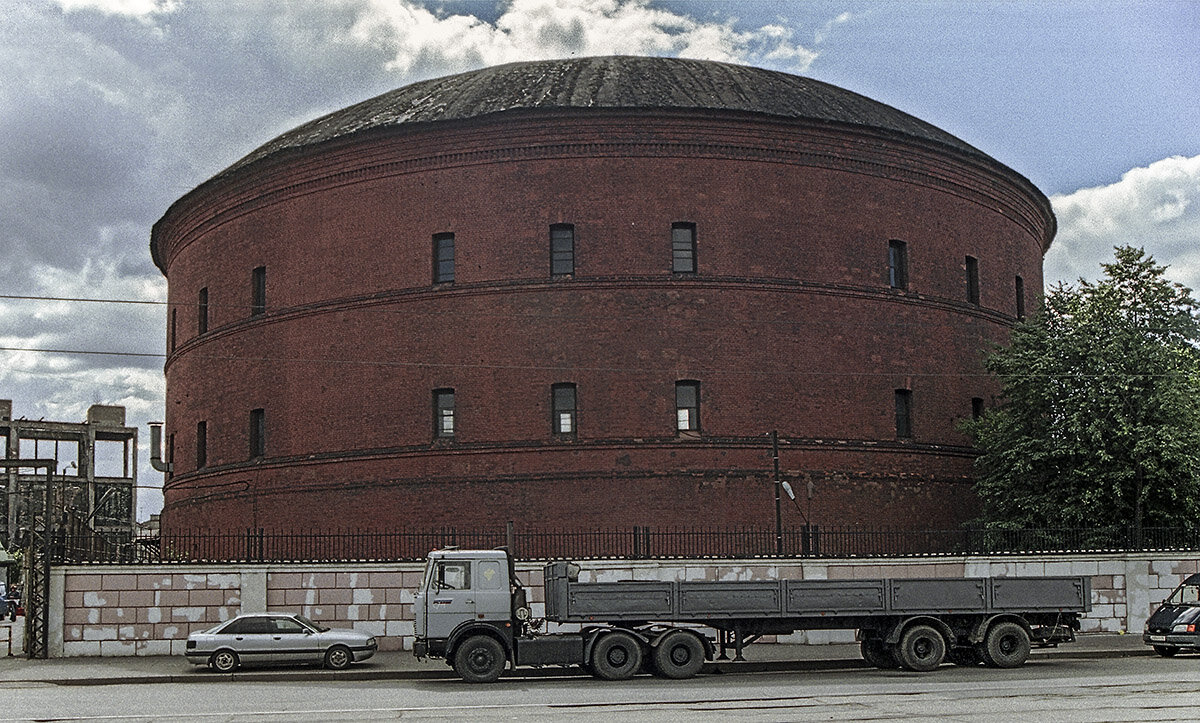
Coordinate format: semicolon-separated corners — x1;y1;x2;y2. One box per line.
413;549;528;679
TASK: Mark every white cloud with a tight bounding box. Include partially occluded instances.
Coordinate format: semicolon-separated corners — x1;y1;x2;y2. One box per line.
53;0;179;18
1046;154;1200;292
346;0;819;77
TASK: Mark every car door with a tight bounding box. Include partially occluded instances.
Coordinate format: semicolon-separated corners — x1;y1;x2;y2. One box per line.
425;559;475;640
223;616;274;664
264;616;319;663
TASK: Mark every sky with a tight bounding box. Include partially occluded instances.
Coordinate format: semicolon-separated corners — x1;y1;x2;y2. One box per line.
1;0;1197;520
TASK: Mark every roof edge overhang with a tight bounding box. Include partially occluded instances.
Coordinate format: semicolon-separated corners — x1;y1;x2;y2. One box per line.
150;104;1055;274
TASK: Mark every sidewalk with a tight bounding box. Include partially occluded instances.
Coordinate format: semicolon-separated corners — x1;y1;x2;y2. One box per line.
0;627;1149;686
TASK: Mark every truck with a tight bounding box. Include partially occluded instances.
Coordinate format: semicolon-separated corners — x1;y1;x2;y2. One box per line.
413;548;1091;683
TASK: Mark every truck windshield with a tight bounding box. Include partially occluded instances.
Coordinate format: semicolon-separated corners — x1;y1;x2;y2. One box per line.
1166;584;1200;606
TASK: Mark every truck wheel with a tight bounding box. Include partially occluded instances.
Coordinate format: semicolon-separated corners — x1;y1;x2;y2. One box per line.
860;638;893;669
1153;645;1180;657
981;621;1030;668
897;624;946;672
591;631;643;681
453;635;506;684
652;631;705;679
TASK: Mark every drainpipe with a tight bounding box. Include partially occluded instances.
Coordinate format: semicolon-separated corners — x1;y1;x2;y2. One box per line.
148;422;172;473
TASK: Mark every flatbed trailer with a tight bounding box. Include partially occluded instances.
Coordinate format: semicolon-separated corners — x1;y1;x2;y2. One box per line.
413;550;1090;683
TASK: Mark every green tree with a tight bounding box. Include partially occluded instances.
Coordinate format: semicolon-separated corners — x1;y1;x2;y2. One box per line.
966;246;1200;534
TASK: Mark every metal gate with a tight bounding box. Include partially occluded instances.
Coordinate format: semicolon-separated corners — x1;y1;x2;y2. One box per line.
2;459;54;658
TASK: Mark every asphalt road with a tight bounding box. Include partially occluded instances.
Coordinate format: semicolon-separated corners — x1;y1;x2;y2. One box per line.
2;654;1197;722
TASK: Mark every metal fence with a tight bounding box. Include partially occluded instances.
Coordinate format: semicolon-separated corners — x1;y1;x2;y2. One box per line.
50;525;1200;564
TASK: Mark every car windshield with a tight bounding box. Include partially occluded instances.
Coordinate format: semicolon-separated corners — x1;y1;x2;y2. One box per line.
1166;584;1200;606
295;614;329;632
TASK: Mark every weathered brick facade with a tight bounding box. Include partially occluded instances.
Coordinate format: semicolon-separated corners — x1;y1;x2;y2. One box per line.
151;57;1055;534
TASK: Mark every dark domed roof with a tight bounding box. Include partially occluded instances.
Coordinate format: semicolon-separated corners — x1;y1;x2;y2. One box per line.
226;55;986;175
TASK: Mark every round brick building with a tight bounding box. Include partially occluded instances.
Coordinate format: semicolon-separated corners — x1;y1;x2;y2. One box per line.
151;56;1054;537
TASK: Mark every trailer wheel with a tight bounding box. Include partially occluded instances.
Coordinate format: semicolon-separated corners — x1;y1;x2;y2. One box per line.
1153;645;1180;657
591;631;643;681
453;635;506;684
860;638;894;669
897;624;946;672
652;631;705;679
981;621;1030;668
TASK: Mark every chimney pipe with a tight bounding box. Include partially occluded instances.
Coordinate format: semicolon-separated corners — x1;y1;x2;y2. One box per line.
149;422;172;473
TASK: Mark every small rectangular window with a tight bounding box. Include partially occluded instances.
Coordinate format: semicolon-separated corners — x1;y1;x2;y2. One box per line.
551;224;574;276
552;383;577;437
196;420;207;469
198;287;209;335
671;222;697;273
434;389;455;439
888;240;908;290
167;432;175;480
675;381;700;432
251;266;266;316
433;233;455;284
966;256;979;305
895;389;913;438
169;309;177;352
249;408;265;458
1015;275;1025;319
971;397;984;420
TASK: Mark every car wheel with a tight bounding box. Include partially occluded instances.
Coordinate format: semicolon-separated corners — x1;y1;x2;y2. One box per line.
453;635;506;684
897;624;946;672
652;630;705;679
209;649;239;673
324;645;353;670
1153;645;1180;657
981;621;1030;668
590;631;643;681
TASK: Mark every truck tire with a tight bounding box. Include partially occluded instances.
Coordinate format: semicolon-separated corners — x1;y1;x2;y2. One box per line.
897;624;946;672
981;621;1030;668
591;631;643;681
652;630;705;679
453;635;506;683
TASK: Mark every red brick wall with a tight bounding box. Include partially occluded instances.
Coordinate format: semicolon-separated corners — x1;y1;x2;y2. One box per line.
154;109;1052;534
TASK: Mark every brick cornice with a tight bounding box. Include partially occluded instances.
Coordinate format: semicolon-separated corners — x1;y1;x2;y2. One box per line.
152;108;1054;274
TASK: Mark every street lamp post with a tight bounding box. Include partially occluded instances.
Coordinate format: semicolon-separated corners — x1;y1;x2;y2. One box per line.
772;430;782;556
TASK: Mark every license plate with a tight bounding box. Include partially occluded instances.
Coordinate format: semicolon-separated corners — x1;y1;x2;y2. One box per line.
1150;635;1166;642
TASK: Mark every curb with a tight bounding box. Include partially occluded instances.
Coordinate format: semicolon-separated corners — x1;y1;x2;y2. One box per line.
9;645;1153;686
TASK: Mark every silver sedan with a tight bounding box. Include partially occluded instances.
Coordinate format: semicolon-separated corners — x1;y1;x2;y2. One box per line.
185;612;377;672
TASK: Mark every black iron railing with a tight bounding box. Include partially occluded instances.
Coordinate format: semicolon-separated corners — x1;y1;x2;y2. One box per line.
50;525;1200;564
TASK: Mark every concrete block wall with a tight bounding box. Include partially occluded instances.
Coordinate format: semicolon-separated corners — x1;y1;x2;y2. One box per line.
50;552;1197;656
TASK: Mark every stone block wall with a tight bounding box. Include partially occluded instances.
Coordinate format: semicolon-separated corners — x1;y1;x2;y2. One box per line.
49;553;1198;656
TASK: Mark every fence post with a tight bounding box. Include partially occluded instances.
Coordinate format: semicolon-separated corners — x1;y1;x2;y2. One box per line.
632;526;641;559
505;521;515;557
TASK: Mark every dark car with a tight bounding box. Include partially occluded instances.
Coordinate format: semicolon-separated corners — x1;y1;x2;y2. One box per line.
185;612;377;672
1144;572;1200;656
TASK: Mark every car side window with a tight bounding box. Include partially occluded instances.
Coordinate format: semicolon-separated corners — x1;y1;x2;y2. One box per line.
221;618;254;634
437;561;471;590
273;618;307;633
